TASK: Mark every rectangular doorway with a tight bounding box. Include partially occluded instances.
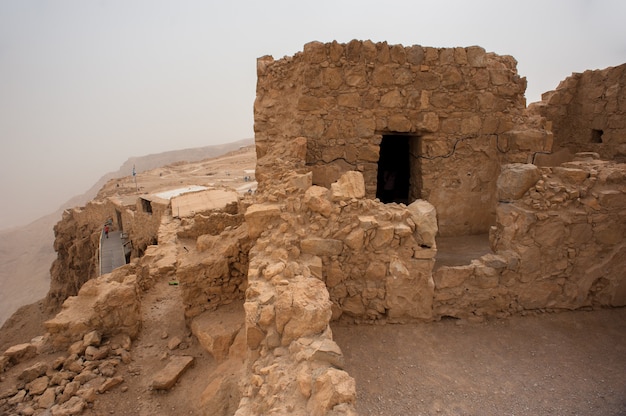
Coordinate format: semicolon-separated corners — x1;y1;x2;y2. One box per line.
376;134;420;204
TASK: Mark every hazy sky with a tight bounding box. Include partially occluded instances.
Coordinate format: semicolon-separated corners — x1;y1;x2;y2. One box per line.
1;0;625;230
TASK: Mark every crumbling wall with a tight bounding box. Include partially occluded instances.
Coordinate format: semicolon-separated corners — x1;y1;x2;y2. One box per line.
177;224;250;320
46;195;165;312
531;63;626;162
46;200;118;311
172;203;251;320
255;40;552;236
433;155;626;318
44;269;141;349
237;136;444;414
123;198;168;257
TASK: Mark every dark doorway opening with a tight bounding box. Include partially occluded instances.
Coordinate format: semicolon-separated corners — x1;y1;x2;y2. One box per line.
591;129;604;143
376;134;415;204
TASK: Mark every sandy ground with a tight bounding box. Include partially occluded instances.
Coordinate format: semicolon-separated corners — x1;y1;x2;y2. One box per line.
333;307;626;416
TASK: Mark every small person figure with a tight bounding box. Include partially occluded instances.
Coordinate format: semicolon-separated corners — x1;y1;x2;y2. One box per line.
104;225;109;239
382;170;397;203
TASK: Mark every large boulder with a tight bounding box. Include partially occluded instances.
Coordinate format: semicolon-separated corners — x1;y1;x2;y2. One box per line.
45;275;141;349
330;171;366;201
497;163;540;202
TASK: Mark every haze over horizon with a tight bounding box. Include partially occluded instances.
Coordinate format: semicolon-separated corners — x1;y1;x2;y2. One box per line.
1;0;625;230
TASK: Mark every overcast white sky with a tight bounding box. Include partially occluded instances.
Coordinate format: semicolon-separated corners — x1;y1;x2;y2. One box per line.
1;0;625;230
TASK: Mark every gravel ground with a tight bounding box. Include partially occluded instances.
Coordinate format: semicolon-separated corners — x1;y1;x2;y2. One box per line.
332;307;626;416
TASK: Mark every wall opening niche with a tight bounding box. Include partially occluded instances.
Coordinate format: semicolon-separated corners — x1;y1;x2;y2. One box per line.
591;129;604;143
376;134;420;204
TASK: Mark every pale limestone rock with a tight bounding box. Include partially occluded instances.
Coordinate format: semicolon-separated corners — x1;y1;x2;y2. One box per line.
76;386;96;403
344;228;364;251
98;360;117;377
434;265;474;289
45;275;141;349
73;370;97;385
304;186;333;217
97;376;124;393
167;336;182;351
330;171;366;201
151;356;194;390
51;395;85;416
342;295;365;316
67;341;85;356
37;387;57;409
82;330;101;347
407;200;438;248
84;345;109;361
370;225;394;249
244;204;282;239
502;129;553;152
307;368;356;416
26;376;49;396
191;306;244;361
57;381;80;404
0;384;18;400
304;339;345;369
300;238;343;256
18;362;48;383
8;389;26;405
200;361;243;416
497;163;540;201
301;255;323;280
274;276;332;345
386;259;434;320
552;167;589;184
287;172;313;191
3;343;37;365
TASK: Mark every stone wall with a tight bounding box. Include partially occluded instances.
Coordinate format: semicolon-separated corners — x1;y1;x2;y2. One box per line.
254;40;552;236
246;173;438;324
46;200;117;311
46;194;166;312
433;155;626;319
531;63;626;162
177;224;251;320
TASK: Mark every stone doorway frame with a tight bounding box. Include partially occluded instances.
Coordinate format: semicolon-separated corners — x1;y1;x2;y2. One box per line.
375;133;421;204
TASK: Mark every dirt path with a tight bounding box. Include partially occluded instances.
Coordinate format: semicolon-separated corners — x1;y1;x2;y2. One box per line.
332;307;626;416
81;277;216;416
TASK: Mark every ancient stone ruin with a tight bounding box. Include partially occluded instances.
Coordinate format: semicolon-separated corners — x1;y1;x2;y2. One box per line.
1;40;624;415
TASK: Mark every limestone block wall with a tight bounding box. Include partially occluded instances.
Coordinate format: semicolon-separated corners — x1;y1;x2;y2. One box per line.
255;40;552;236
177;224;251;320
433;157;626;318
532;63;626;161
46;200;120;311
121;198;168;257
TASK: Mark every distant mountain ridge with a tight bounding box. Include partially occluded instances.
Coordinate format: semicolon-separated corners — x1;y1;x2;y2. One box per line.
0;138;254;327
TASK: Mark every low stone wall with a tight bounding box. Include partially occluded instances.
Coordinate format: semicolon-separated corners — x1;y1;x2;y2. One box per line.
44;268;141;349
238;133;444;413
434;156;626;319
531;63;626;161
177;224;251;320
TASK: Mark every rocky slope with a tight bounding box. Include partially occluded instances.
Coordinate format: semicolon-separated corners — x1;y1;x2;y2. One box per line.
0;138;253;326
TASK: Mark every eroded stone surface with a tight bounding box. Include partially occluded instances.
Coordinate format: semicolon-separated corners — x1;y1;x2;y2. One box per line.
150;356;195;390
